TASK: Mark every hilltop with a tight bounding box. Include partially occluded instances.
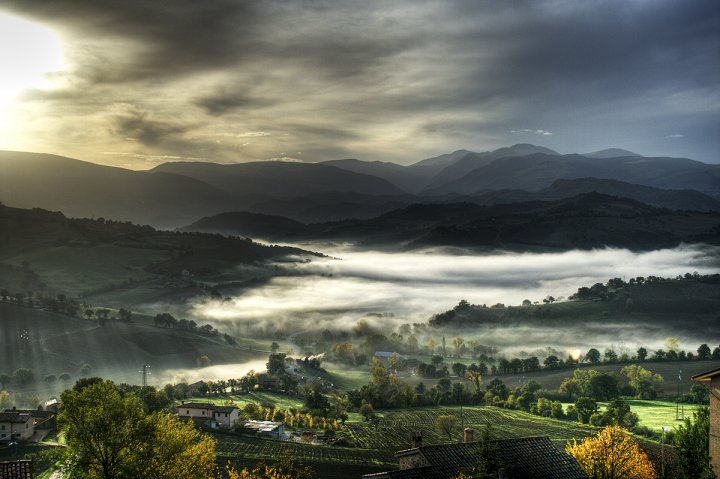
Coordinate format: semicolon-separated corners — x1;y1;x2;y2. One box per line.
0;203;319;302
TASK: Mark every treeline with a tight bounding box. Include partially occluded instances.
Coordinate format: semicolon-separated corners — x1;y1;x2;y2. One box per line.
347;358;709;437
429;272;720;326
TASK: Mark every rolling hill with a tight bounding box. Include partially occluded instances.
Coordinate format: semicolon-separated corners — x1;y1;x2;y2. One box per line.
470;178;720;212
180;193;720;250
0;203;318;300
0;302;262;386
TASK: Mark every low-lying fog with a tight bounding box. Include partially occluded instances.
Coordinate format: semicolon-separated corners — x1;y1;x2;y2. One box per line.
192;243;720;354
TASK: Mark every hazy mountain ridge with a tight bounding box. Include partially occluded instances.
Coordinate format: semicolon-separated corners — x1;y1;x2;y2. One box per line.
180;193;720;251
2;147;718;231
151;160;405;197
0;151;241;228
425;153;720;196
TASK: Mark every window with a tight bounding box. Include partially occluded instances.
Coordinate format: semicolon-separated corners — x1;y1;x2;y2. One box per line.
1;433;5;438
1;425;5;430
186;410;189;414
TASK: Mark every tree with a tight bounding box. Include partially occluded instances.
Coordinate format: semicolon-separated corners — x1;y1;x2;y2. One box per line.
270;342;280;353
436;415;457;440
697;344;711;360
57;380;149;478
544;355;561;369
118;308;132;322
197;355;211;368
141;413;217;479
604;348;618;364
452;336;464;356
664;337;680;354
359;400;375;421
585;348;601;364
673;407;714;479
560;378;582;400
452;362;467;378
566;425;656;479
56;380;216;479
590;399;638;429
621;365;663;399
465;370;484;396
575;397;599;424
636;347;648;362
0;374;10;388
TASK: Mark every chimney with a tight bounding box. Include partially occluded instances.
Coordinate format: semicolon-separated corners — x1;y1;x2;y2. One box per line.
464;427;474;443
411;430;422;448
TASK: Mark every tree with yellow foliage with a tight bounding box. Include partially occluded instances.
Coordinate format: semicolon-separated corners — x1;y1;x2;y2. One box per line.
566;425;656;479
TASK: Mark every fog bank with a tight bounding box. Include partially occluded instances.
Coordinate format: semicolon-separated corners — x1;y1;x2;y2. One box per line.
191;244;720;351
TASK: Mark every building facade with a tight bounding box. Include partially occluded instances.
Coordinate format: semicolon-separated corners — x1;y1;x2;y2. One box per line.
692;367;720;475
0;412;35;442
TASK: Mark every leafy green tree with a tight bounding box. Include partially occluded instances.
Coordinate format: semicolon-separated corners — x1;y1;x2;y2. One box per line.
621;365;664;399
56;379;216;479
58;380;149;478
589;399;638;429
452;362;467;377
697;344;711;360
560;378;582;400
673;407;714;479
575;397;599;424
636;347;648;361
585;348;601;364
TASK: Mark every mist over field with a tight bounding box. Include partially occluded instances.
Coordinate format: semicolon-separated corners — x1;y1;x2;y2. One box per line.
191;243;720;353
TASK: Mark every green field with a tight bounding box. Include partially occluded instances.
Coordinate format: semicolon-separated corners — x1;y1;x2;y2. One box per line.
562;399;704;433
185;391;306;411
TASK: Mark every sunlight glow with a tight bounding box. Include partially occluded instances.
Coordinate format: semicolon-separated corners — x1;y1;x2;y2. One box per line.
0;14;64;106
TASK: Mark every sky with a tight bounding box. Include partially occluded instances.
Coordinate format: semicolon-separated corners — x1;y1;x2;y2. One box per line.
0;0;718;168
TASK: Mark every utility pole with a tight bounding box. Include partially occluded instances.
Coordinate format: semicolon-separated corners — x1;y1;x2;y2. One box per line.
675;368;684;420
139;364;151;387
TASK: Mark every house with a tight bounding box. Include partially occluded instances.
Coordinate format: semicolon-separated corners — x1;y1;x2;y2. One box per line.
692;366;720;474
362;429;587;479
175;402;239;429
2;409;56;433
239;420;285;439
0;460;33;479
0;412;34;442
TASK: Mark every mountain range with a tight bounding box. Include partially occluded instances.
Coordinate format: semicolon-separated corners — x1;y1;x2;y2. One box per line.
1;144;718;230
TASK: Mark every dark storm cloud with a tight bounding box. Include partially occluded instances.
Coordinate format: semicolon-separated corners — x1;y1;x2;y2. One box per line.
111;106;191;145
3;0;718;164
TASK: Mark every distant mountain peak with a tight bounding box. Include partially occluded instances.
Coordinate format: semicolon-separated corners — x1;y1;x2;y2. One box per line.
582;148;642;159
496;144;559;156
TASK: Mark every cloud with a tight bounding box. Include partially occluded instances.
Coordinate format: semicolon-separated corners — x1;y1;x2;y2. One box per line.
665;133;685;138
512;129;553;136
1;1;718;164
110;105;192;145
